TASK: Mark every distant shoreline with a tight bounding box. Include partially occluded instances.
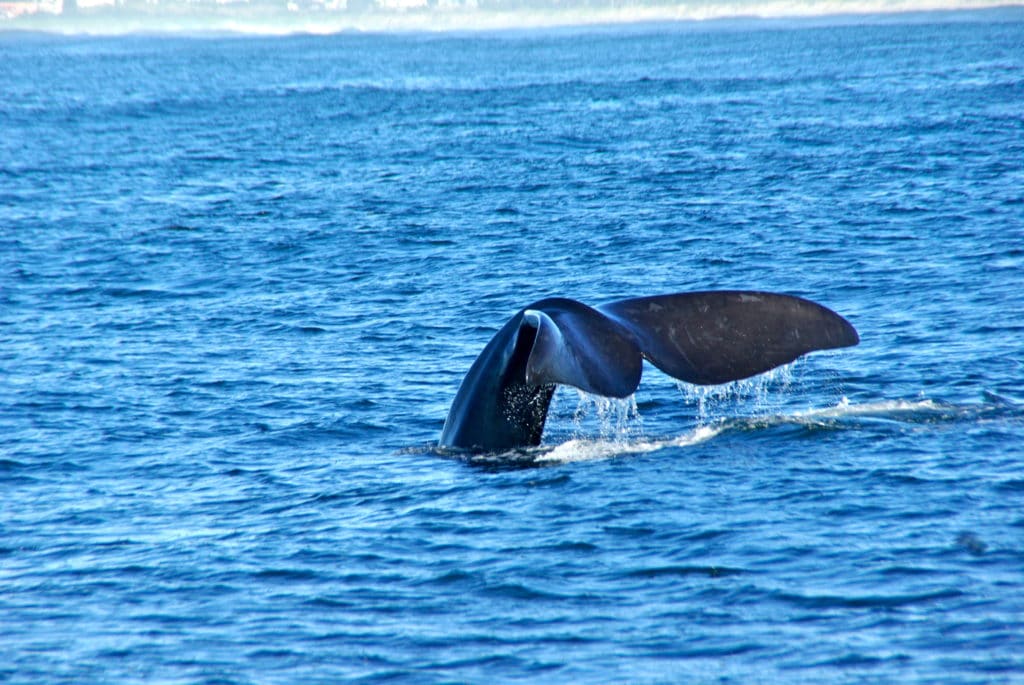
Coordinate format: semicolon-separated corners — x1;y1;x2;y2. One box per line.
2;2;1021;36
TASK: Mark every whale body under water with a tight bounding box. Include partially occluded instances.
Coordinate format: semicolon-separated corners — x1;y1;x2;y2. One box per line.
439;291;859;452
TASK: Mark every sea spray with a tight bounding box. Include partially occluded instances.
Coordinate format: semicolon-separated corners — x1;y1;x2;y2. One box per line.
569;388;644;444
677;362;798;425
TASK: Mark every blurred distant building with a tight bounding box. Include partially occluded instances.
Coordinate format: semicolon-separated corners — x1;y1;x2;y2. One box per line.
0;0;126;16
1;0;61;17
375;0;426;9
0;0;548;20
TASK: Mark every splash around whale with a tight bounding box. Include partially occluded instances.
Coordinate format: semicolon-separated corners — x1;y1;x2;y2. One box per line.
439;291;859;452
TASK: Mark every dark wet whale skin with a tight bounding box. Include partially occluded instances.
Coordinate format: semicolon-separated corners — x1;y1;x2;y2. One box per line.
440;291;859;452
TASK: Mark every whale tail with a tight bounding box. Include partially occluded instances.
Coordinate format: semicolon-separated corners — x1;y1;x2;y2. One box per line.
439;291;859;451
518;292;860;394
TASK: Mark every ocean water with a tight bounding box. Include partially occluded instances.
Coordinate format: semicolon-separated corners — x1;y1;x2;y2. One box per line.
3;11;1024;683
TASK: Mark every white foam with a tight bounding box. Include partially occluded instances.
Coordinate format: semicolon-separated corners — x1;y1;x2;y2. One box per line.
533;396;959;464
793;396;947;419
536;423;724;463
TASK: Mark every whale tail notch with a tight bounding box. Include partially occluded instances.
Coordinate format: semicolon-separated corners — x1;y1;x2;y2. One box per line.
521;304;643;398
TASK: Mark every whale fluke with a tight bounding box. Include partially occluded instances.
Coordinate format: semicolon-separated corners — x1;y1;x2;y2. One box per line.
599;291;859;386
440;291;858;452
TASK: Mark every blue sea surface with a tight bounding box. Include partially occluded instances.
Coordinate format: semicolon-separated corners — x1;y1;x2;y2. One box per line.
3;11;1024;682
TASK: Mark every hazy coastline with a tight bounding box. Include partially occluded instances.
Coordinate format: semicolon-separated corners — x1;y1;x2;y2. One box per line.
3;0;1020;34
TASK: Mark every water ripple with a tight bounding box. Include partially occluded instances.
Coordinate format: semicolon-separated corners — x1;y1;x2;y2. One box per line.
3;17;1024;684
